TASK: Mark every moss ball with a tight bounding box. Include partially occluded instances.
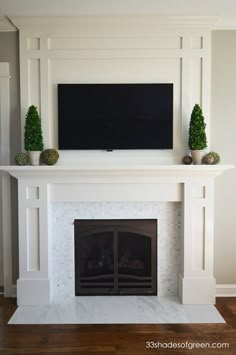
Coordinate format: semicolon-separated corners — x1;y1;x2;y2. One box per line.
203;153;214;165
183;155;193;165
41;149;59;165
208;152;220;164
15;152;29;166
203;152;220;165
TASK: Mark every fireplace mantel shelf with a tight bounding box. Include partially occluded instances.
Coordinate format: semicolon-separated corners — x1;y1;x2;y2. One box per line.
0;164;234;180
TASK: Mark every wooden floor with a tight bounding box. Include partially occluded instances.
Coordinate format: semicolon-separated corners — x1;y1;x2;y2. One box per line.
0;296;236;354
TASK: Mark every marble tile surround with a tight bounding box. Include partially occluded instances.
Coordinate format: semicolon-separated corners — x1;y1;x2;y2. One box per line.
9;296;225;324
51;202;181;298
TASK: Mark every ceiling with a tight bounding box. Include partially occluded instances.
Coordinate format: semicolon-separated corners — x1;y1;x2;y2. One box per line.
0;0;236;17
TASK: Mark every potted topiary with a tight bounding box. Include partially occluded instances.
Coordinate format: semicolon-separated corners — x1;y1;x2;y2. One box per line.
188;104;207;164
24;105;44;165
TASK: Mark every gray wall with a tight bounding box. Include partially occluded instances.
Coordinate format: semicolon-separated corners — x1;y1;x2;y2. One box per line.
0;32;20;286
211;31;236;284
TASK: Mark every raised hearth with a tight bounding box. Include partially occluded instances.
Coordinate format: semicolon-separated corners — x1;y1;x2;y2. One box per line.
0;164;233;305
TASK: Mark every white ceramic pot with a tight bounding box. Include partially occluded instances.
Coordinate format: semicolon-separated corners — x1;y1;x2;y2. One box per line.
191;150;205;165
28;151;41;166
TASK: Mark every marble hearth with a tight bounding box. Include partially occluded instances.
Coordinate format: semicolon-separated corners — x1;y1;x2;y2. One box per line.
1;164;233;306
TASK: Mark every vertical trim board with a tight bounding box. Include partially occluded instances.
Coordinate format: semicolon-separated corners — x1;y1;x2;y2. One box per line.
0;63;13;296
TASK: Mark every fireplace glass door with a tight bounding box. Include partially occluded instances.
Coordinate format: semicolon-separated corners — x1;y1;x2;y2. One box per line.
74;219;157;296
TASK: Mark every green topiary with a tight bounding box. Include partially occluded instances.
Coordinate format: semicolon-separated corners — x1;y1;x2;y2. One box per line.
15;152;29;166
188;104;207;150
41;149;59;165
24;105;44;151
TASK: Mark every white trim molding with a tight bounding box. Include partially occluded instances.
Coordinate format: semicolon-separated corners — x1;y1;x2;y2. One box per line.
0;164;233;178
10;15;221;30
214;17;236;30
9;15;236;31
0;16;17;32
0;63;14;297
216;284;236;297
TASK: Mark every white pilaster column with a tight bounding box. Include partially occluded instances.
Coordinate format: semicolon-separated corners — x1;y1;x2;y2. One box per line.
179;178;215;304
17;179;53;305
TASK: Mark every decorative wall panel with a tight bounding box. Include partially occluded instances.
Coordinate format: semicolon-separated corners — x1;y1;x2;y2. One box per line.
16;17;211;164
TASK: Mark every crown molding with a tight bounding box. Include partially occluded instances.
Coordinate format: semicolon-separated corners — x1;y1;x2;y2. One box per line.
0;16;17;31
214;17;236;29
9;16;236;31
10;15;221;30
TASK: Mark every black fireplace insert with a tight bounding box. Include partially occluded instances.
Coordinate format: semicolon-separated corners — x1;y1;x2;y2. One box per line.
74;219;157;296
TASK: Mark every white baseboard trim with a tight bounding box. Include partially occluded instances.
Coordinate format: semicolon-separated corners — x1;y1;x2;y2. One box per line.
3;284;16;298
216;284;236;297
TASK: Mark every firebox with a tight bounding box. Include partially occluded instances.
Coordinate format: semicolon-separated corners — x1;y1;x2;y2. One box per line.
74;219;157;296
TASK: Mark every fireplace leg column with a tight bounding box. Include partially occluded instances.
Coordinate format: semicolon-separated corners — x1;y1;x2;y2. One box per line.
179;180;216;304
17;180;53;305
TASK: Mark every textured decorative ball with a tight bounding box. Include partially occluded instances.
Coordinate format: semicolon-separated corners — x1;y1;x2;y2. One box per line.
182;155;193;165
15;152;29;166
203;152;220;165
41;149;59;165
208;151;220;164
202;153;215;165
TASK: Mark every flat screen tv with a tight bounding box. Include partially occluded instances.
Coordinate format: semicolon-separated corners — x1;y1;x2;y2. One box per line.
58;83;173;150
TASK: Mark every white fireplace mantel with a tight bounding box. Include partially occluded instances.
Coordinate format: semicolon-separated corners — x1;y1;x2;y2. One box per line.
1;164;232;177
0;164;234;305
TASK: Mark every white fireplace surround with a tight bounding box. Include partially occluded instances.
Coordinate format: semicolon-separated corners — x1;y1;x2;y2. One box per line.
52;201;181;298
0;15;235;312
0;164;233;305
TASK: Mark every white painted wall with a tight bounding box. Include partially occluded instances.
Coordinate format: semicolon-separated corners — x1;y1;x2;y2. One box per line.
211;31;236;284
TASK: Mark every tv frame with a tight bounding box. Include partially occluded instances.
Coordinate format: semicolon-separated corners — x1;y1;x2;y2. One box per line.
58;83;173;151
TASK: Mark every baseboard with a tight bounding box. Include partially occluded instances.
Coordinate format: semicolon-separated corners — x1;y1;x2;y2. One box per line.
2;284;16;298
216;284;236;297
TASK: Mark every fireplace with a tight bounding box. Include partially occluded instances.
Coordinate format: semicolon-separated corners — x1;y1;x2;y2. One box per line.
1;164;232;305
74;219;157;296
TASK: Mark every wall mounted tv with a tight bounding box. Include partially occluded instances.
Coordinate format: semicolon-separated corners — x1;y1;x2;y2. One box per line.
58;83;173;150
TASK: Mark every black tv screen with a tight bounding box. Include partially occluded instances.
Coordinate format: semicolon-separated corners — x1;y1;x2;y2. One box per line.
58;83;173;150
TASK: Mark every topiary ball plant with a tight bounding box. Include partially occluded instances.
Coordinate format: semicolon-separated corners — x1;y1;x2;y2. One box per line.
15;152;29;166
41;149;59;165
202;153;214;165
24;105;44;152
188;104;207;151
203;152;220;165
